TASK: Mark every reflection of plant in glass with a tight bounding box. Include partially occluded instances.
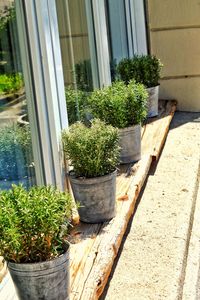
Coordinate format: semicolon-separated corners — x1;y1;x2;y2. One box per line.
0;5;15;33
110;59;118;82
0;124;32;180
65;87;89;125
0;73;23;95
75;60;93;92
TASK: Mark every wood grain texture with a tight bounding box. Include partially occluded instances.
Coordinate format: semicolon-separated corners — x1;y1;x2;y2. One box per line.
69;100;177;300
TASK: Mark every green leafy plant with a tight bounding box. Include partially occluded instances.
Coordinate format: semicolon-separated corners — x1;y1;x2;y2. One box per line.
65;87;88;125
0;184;73;263
110;58;118;82
0;73;23;95
87;80;148;129
0;5;15;33
62;119;120;178
75;59;93;92
117;55;163;88
0;124;32;180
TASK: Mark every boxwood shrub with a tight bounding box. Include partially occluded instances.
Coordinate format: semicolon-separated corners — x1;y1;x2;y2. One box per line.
117;55;163;88
87;80;148;129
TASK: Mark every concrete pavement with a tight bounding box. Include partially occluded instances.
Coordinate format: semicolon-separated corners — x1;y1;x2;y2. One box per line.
101;112;200;300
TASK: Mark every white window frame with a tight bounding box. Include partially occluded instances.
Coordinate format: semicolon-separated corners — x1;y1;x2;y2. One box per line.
106;0;129;62
91;0;147;87
128;0;147;55
85;0;100;89
92;0;111;87
16;0;68;190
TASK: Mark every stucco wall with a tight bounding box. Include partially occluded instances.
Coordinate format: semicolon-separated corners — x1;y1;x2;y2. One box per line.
147;0;200;111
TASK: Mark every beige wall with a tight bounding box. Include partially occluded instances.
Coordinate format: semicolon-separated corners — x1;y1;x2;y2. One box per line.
147;0;200;111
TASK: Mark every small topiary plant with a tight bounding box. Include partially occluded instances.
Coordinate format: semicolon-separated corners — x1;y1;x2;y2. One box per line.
65;87;88;125
117;55;163;88
87;80;148;129
62;119;120;178
0;184;73;263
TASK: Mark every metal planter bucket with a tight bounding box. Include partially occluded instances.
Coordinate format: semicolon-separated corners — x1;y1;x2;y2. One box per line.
119;124;141;164
8;245;70;300
70;170;117;223
146;85;159;117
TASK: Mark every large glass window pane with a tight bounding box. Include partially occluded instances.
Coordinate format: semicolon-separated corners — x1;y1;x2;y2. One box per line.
105;0;129;62
105;0;135;81
56;0;99;124
0;1;35;189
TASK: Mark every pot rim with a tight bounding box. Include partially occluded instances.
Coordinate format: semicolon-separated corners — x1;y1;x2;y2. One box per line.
8;243;69;269
69;169;117;184
146;84;160;90
119;124;141;133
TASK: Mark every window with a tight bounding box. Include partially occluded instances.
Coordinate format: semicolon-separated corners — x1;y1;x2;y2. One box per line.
105;0;147;80
56;0;99;92
0;1;35;189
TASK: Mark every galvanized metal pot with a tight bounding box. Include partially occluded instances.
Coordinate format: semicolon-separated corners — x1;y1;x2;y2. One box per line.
70;170;117;223
146;85;159;117
8;244;70;300
119;124;141;164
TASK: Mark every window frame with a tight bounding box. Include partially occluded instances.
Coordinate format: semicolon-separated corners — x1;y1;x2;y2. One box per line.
16;0;68;190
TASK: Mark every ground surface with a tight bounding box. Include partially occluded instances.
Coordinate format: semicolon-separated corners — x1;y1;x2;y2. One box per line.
101;112;200;300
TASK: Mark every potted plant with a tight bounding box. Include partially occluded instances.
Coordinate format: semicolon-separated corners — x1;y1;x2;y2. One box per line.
0;184;74;300
62;119;120;223
87;80;148;164
117;55;163;117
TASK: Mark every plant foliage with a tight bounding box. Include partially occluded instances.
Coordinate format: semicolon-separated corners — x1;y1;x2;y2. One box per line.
0;124;32;180
75;59;93;92
0;5;15;33
88;80;148;128
0;73;23;95
117;55;163;88
0;185;73;263
65;87;88;125
62;119;120;178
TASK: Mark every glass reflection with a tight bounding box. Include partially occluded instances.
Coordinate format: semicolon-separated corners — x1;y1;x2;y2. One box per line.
56;0;99;125
0;1;35;189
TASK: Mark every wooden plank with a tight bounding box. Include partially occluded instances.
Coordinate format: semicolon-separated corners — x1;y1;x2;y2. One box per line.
80;155;152;300
142;100;177;158
151;100;177;159
69;100;177;300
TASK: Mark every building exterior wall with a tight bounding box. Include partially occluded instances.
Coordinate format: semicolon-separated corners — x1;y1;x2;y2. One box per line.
147;0;200;112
